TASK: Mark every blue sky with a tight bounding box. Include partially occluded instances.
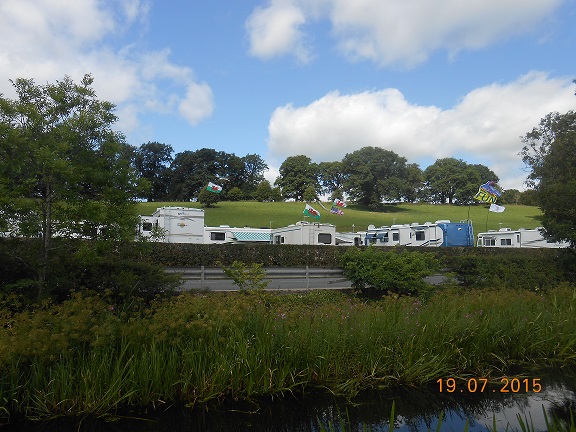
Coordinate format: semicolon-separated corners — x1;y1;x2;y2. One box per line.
1;0;575;190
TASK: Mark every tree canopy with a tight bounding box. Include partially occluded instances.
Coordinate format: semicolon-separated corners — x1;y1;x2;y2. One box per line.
424;158;498;205
521;106;576;246
0;74;144;296
342;147;410;208
134;141;174;201
275;155;319;201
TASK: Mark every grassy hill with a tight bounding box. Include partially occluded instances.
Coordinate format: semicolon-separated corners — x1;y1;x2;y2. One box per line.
136;201;543;233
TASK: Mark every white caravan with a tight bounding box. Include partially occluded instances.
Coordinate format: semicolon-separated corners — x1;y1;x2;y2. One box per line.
335;231;364;246
363;220;474;247
204;226;272;244
476;227;569;248
139;207;205;243
271;221;337;245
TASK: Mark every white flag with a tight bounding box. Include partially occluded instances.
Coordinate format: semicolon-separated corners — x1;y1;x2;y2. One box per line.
489;203;505;213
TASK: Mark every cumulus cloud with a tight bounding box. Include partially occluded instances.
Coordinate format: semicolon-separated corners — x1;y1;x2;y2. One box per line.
266;72;574;190
246;0;311;63
0;0;213;136
179;82;214;126
247;0;563;67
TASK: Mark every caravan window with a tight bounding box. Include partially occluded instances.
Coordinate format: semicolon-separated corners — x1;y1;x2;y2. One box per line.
318;233;332;244
415;231;425;241
210;232;226;241
392;232;399;242
378;233;389;243
500;238;512;246
483;237;496;246
142;222;153;232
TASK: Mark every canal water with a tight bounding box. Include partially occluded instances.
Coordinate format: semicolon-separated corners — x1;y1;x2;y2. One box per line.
3;369;574;432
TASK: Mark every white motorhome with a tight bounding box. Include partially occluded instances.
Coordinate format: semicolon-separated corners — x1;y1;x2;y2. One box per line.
335;231;364;246
476;227;569;248
139;207;205;243
271;221;336;245
204;226;272;244
363;220;474;247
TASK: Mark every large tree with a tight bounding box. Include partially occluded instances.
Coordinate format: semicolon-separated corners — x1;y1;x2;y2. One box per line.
240;154;268;197
423;158;498;205
0;74;144;297
342;147;409;208
400;163;424;203
521;108;576;246
168;148;223;200
275;155;319;201
134;141;173;201
318;161;348;200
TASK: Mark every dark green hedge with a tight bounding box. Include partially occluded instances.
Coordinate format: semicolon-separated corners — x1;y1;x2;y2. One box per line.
146;243;576;290
1;239;575;300
146;243;347;267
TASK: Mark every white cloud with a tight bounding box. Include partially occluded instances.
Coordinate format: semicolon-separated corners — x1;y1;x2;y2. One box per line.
247;0;564;67
266;72;575;190
179;82;215;126
0;0;213;136
246;0;312;63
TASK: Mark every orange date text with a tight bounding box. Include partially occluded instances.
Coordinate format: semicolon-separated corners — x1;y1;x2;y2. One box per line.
437;377;542;393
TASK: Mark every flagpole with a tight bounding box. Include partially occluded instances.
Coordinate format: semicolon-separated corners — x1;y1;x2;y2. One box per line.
485;206;490;231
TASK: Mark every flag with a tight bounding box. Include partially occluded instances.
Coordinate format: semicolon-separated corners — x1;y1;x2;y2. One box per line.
473;189;498;204
473;180;501;204
330;206;344;215
303;204;321;220
333;198;347;207
489;203;505;213
480;181;502;197
206;182;222;194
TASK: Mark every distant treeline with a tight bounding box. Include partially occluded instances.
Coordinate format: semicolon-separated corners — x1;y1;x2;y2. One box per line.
132;143;536;209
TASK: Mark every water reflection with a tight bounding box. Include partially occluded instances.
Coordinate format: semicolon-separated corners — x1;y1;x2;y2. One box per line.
3;369;574;432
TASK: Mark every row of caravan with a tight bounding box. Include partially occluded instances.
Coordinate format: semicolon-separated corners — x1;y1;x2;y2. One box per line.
139;207;569;249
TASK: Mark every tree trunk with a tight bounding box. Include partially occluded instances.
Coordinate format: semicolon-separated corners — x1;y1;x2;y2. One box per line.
38;192;52;300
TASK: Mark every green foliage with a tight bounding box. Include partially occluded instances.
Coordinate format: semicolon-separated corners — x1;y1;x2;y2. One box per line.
521;110;576;246
275;155;319;201
537;132;576;246
438;247;576;289
518;189;540;206
0;238;180;306
303;185;319;201
340;247;441;295
253;180;273;201
423;158;498;204
0;74;144;298
220;260;270;291
1;287;575;421
226;186;244;201
318;161;347;199
342;146;411;207
134;141;174;201
198;188;221;207
148;242;347;267
167;148;222;200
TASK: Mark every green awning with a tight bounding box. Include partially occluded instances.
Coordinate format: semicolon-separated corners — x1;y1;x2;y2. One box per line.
232;232;271;242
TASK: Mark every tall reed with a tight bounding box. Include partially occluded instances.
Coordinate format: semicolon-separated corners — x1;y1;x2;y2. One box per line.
1;286;575;420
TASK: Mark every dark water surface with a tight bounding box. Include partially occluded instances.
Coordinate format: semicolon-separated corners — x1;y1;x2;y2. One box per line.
2;368;575;432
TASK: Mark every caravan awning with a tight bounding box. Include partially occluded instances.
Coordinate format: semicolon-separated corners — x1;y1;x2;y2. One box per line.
232;232;271;242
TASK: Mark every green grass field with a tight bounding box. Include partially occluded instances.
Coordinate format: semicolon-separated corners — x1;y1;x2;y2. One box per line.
136;201;543;233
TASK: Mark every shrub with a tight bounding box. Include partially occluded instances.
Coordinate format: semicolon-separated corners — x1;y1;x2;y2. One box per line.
226;187;244;201
340;247;441;296
220;260;270;291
